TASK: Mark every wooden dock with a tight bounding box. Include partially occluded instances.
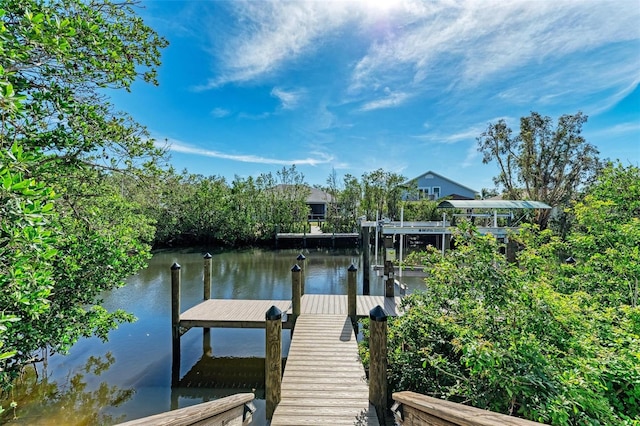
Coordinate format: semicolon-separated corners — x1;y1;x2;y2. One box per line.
178;294;402;331
171;259;397;425
271;315;379;425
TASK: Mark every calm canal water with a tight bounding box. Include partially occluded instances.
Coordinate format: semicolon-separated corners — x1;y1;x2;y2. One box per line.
1;247;425;425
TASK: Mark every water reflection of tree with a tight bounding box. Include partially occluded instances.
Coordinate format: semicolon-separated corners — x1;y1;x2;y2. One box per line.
1;352;134;425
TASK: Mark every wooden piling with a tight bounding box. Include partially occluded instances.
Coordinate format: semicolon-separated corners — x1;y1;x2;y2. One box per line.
291;264;302;318
203;254;212;355
363;226;371;295
171;262;181;387
369;305;388;424
203;253;212;300
348;264;357;321
265;306;282;420
384;260;395;298
296;253;306;295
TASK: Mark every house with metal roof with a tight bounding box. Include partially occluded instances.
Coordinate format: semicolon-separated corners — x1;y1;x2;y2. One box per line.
306;186;335;221
272;184;335;221
403;171;478;200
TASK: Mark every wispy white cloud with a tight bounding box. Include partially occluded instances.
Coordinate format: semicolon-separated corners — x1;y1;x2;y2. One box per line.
413;127;483;144
201;2;355;88
196;0;639;117
461;142;479;168
413;124;492;144
360;90;411;111
157;138;334;166
271;87;303;110
350;1;640;100
238;112;271;120
211;107;230;118
588;121;640;138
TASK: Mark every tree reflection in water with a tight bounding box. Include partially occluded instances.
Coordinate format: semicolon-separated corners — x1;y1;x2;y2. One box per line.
1;352;134;425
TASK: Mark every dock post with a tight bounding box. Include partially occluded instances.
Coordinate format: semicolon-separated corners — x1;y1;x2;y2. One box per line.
348;264;357;322
203;253;212;299
291;264;302;320
203;253;212;355
369;305;388;424
171;262;181;387
296;253;306;295
384;260;395;298
362;226;370;295
265;306;282;420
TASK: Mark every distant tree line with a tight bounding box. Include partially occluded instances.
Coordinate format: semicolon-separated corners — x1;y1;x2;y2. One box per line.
117;165;430;247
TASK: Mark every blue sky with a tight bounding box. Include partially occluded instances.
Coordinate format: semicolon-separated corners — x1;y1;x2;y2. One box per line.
113;0;640;191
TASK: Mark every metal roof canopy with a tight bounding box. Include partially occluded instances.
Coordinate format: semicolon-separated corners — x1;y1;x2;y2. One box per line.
437;200;552;209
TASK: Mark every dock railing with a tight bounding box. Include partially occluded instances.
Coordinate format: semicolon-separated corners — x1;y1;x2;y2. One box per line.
116;392;256;426
391;391;545;425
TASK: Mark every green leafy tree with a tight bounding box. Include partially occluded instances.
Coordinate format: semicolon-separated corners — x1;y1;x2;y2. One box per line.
0;144;58;394
257;165;310;234
477;111;600;228
361;168;406;220
562;162;640;307
322;170;360;233
401;199;441;221
0;0;167;392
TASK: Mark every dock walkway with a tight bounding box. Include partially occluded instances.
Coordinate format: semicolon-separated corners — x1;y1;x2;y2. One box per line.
271;314;379;425
179;294;402;330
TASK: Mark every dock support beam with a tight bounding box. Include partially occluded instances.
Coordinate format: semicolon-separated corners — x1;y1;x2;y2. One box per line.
265;306;282;420
171;262;181;387
348;264;357;322
369;305;388;424
362;226;371;295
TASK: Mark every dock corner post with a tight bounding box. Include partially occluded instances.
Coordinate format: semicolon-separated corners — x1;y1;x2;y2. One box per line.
296;253;306;295
203;253;212;356
347;264;357;322
363;226;371;295
203;253;212;300
369;305;388;425
265;306;283;421
291;264;302;320
170;262;181;387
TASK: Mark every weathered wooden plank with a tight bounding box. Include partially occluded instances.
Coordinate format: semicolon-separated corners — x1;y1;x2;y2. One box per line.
273;406;375;416
280;390;369;399
116;393;254;426
272;314;379;426
282;364;363;371
271;419;378;426
277;398;371;407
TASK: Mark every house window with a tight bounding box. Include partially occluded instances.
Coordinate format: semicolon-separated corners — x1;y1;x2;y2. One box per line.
432;187;441;199
418;187;429;199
